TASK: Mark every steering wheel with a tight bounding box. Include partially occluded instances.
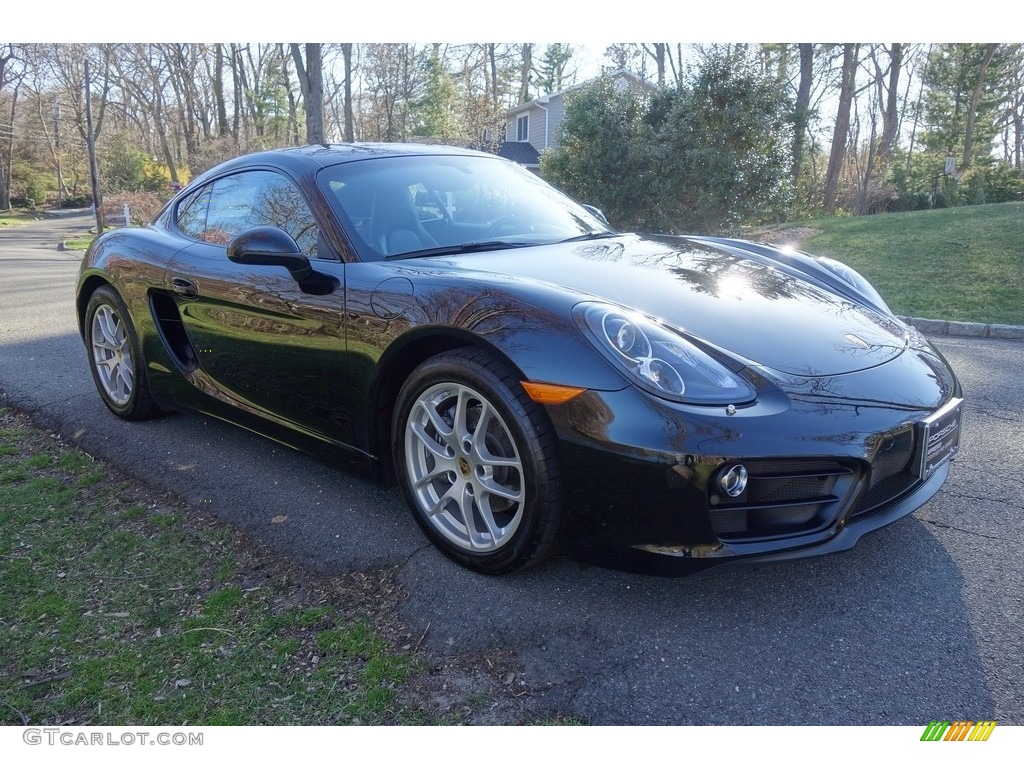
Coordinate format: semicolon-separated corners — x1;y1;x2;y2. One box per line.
485;216;528;238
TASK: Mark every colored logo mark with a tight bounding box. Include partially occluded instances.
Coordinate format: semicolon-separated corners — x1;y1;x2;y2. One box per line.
920;721;997;742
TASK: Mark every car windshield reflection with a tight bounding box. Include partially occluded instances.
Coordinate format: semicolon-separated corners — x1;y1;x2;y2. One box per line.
317;154;613;261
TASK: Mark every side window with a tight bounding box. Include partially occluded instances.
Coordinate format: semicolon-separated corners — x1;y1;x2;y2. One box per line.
175;186;211;239
185;171;321;258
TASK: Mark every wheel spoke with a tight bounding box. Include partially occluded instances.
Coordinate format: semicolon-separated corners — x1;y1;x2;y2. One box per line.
478;474;523;503
95;355;117;372
97;308;120;347
412;462;455;490
419;396;455;442
459;485;484;549
475;494;502;544
119;360;134;392
410;421;452;461
110;363;126;401
475;448;520;468
452;386;475;444
425;486;456;517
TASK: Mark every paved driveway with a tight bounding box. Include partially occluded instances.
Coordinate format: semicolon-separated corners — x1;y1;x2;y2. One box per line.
1;212;1021;725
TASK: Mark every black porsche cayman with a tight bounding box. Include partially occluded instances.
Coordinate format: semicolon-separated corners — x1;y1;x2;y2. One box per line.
75;144;963;575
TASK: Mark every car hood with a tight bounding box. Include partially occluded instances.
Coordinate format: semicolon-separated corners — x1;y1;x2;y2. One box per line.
426;235;910;377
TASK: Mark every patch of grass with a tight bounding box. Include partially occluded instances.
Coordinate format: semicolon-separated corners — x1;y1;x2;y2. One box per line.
0;210;42;227
63;234;96;251
0;408;527;726
796;201;1024;325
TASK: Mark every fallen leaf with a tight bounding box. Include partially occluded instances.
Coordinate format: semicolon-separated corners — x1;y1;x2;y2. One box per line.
272;515;288;524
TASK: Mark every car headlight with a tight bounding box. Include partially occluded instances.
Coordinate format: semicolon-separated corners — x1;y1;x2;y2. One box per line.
573;302;756;405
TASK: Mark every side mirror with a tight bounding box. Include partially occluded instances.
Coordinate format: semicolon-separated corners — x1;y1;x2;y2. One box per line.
227;226;312;281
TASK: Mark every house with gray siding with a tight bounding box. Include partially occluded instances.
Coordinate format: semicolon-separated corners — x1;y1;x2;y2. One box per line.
497;69;652;172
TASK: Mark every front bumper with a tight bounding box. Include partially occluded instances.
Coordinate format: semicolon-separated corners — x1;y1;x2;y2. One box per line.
546;363;960;575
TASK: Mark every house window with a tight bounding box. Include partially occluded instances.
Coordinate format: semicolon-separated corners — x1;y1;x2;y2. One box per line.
516;113;529;142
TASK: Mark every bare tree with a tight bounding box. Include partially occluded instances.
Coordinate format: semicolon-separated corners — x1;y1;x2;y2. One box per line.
340;43;355;142
823;44;859;213
641;44;667;85
0;43;25;209
792;43;814;182
290;43;324;144
517;44;532;104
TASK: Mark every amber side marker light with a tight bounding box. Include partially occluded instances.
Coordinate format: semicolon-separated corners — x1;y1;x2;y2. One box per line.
520;381;587;405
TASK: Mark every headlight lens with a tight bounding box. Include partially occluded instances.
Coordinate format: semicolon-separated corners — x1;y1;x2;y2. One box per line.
574;302;756;405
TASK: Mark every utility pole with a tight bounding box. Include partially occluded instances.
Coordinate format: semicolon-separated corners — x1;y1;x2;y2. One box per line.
84;58;104;233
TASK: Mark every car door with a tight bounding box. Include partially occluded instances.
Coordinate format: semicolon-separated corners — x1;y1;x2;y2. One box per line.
165;169;358;448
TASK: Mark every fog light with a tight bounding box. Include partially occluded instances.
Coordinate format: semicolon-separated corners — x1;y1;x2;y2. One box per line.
719;464;748;497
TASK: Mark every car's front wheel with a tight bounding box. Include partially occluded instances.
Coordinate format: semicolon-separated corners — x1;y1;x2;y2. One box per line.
84;286;158;421
393;349;564;574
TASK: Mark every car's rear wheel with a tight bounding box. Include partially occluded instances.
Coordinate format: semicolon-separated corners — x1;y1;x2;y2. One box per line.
393;349;563;574
84;286;158;421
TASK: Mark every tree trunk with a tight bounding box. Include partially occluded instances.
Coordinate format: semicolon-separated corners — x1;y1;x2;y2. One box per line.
231;44;243;143
518;44;532;104
823;44;858;213
290;43;325;144
488;43;499;111
876;43;903;163
0;45;19;209
962;43;998;169
792;43;813;182
341;43;355;142
279;45;300;145
213;44;229;137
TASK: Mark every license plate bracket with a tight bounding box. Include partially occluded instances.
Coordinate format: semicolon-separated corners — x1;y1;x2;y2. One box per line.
913;397;963;478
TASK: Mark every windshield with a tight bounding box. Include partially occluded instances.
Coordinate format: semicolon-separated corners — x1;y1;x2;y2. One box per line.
317;153;614;261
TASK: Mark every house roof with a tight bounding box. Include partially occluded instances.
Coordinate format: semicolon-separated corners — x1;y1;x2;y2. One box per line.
495;141;540;167
508;68;654;116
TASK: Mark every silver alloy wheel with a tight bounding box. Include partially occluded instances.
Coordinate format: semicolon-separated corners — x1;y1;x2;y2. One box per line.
404;381;525;553
90;304;134;406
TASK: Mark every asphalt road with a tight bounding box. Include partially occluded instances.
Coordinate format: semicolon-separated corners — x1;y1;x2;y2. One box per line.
1;211;1021;725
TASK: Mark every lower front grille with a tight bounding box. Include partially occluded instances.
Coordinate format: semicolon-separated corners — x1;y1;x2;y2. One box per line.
850;426;921;520
709;459;859;540
707;424;927;541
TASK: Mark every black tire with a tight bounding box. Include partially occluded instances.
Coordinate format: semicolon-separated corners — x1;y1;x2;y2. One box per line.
393;348;564;574
84;286;159;421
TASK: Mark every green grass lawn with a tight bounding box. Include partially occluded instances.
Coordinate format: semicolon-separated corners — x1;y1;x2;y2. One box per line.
796;201;1023;326
62;234;96;250
0;407;529;726
0;210;44;227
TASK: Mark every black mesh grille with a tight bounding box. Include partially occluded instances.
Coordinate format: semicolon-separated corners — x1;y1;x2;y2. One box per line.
850;427;922;520
749;476;834;504
852;472;920;519
709;459;858;540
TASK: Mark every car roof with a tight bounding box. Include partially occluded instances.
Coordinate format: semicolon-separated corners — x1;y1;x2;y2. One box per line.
194;142;494;182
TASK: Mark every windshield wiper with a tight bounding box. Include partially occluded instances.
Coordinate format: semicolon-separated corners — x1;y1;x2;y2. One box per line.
384;240;533;261
556;231;618;244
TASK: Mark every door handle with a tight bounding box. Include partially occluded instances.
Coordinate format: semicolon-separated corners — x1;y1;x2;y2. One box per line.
170;277;198;298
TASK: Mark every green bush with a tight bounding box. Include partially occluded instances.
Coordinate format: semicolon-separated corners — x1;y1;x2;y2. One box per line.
542;50;793;235
958;162;1024;204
